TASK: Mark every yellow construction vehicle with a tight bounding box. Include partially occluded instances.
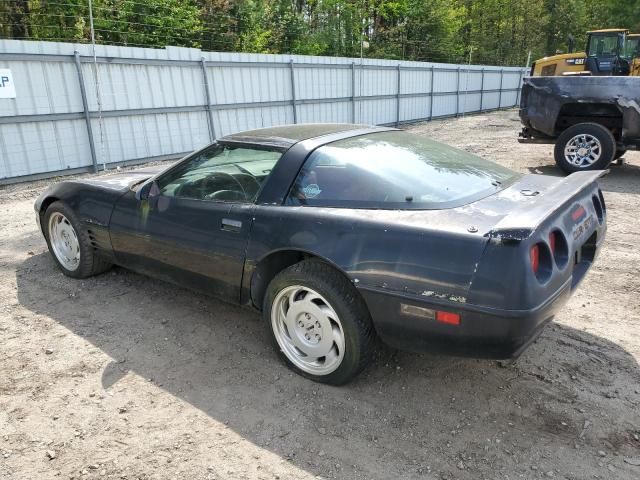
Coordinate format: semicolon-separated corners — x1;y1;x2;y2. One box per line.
626;33;640;76
532;29;639;76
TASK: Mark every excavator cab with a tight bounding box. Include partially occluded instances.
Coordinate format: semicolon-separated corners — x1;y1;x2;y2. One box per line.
625;34;640;58
584;29;629;75
531;28;634;76
625;34;640;76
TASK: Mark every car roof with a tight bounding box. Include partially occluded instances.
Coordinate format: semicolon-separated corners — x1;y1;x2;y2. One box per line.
218;123;373;149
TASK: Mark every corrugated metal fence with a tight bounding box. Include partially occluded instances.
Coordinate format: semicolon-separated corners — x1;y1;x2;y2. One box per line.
0;40;527;184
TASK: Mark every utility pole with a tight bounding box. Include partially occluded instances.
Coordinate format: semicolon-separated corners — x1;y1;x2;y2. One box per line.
462;46;475;118
88;0;105;171
525;50;532;68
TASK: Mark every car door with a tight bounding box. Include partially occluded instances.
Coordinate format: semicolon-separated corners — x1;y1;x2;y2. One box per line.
109;143;283;303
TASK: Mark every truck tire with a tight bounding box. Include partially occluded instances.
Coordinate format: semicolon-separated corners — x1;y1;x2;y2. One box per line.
554;123;616;173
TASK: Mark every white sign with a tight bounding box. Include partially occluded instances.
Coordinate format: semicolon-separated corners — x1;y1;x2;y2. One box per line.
0;69;16;99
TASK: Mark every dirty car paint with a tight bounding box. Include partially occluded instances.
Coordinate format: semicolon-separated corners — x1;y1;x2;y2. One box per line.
519;76;640;144
34;124;607;359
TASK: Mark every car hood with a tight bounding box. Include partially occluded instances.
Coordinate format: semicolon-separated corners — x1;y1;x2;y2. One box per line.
34;165;170;215
76;165;167;191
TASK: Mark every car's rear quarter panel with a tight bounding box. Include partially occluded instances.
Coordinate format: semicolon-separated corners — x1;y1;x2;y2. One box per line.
245;205;490;305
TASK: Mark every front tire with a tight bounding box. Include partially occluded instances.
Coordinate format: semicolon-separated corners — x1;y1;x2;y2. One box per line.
554;123;615;173
44;201;112;278
263;260;375;385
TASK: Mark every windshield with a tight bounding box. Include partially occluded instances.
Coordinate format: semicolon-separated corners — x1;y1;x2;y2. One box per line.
287;130;519;210
156;144;282;202
587;34;622;57
624;37;640;60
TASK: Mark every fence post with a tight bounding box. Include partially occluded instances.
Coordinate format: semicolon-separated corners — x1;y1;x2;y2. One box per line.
516;68;525;107
455;66;460;117
351;62;356;123
429;66;435;121
73;51;98;173
479;68;485;112
497;68;504;110
396;64;401;127
289;59;298;124
200;58;216;142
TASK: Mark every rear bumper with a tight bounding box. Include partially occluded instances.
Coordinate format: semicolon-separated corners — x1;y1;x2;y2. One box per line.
359;278;574;359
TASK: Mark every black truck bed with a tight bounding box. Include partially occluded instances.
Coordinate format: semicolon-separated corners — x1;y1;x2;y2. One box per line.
519;76;640;149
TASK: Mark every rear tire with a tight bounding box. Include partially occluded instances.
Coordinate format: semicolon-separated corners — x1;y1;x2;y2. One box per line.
263;259;375;385
44;201;112;278
554;123;615;173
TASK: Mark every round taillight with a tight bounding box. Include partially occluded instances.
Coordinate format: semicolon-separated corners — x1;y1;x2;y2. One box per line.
530;242;552;282
530;245;540;274
549;230;569;269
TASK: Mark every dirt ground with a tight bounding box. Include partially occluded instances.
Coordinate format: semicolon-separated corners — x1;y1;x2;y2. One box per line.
1;110;639;480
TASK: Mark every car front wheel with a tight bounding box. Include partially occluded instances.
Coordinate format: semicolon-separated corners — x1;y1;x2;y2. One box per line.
44;201;112;278
554;122;616;173
263;259;375;385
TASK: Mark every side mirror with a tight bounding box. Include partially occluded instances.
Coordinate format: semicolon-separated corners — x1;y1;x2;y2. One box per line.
135;180;158;201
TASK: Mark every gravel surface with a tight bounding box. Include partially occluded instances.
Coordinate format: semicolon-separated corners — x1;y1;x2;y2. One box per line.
1;110;639;480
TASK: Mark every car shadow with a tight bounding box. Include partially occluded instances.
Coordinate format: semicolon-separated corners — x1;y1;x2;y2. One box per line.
15;252;640;479
527;160;640;196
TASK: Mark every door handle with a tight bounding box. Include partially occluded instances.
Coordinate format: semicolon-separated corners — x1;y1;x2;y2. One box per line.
221;218;242;232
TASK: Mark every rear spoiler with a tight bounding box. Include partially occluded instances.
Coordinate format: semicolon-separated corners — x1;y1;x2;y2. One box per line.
486;170;607;241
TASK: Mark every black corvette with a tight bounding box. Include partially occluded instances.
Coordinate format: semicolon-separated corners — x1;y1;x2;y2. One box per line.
35;124;606;384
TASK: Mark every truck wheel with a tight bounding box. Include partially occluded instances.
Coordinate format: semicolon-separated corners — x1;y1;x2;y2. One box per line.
263;259;375;385
554;123;616;173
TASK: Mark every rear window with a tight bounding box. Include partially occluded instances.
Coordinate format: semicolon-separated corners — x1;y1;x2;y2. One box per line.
287;130;519;209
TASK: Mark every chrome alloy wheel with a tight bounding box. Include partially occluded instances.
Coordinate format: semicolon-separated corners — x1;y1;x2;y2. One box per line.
48;212;80;271
564;134;602;168
271;285;346;375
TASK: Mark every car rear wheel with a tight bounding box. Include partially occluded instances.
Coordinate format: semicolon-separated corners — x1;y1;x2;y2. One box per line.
263;259;375;385
554;123;615;173
44;201;112;278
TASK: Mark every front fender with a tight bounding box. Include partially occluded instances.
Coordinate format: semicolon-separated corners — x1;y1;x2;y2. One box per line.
34;181;126;260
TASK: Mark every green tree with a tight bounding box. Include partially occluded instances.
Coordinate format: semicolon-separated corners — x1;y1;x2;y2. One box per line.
2;0;640;66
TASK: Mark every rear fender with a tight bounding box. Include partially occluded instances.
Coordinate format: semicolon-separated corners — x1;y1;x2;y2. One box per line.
245;205;489;309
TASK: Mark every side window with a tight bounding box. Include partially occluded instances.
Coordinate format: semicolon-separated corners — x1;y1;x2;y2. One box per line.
157;145;282;202
287;145;385;206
